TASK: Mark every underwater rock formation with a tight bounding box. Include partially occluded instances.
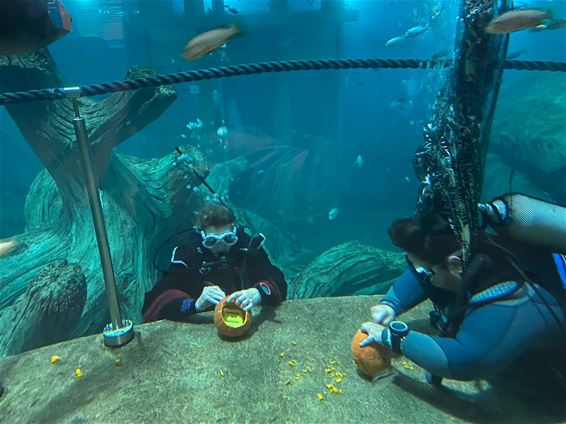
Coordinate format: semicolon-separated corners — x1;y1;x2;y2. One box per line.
0;260;86;356
0;48;210;353
288;241;405;299
489;73;566;203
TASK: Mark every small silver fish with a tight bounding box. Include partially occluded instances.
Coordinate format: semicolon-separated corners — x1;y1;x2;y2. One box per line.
217;126;228;139
405;25;428;38
385;36;405;47
186;118;203;130
355;155;364;168
328;207;339;220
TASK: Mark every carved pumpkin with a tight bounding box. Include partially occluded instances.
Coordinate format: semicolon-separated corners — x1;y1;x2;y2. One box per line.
214;297;252;338
351;330;391;378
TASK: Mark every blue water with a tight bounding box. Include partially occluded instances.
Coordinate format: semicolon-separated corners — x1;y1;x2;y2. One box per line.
0;0;565;258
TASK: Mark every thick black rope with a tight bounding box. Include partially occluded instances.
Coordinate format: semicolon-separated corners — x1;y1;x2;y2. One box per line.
0;58;564;106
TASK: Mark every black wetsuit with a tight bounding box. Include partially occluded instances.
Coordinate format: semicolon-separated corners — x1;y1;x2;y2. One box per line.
142;228;287;322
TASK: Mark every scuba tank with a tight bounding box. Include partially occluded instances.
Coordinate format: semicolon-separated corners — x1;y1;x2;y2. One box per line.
480;193;566;254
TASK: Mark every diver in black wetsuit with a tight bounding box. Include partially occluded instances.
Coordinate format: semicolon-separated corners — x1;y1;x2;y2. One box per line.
142;203;287;322
359;193;566;382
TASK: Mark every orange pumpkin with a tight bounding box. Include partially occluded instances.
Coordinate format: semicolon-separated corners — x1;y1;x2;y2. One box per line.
351;330;391;378
214;297;252;338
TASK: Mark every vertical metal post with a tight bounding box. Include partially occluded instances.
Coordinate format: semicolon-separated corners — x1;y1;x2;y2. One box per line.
67;90;134;348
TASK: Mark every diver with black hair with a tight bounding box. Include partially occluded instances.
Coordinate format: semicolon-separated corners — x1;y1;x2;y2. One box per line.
359;193;566;382
142;203;287;322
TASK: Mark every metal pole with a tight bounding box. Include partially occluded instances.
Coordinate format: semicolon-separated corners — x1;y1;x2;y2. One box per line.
67;90;134;348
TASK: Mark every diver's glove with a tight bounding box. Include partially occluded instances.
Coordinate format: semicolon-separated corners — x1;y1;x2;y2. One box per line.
195;285;226;312
227;288;262;312
478;199;508;228
359;322;388;348
371;304;396;325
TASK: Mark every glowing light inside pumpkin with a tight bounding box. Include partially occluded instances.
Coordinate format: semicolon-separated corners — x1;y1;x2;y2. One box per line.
222;307;247;327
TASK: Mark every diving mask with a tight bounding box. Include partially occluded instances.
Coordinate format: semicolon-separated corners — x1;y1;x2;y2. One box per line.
405;255;435;282
201;226;239;254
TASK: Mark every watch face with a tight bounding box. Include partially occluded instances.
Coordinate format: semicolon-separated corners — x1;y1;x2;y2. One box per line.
390;321;409;334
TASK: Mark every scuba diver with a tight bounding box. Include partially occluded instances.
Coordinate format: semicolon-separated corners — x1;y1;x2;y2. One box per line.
359;193;566;382
142;203;287;322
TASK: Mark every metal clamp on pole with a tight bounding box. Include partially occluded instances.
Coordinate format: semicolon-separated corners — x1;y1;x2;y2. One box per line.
69;94;135;348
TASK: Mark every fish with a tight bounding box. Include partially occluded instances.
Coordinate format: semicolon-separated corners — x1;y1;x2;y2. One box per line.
186;118;203;130
355;155;364;168
0;0;72;55
0;239;16;257
217;126;228;139
385;36;405;47
431;49;450;61
485;9;552;34
182;23;243;61
507;49;526;59
224;5;239;14
405;25;429;38
530;18;566;31
389;97;408;110
328;208;339;220
542;18;566;30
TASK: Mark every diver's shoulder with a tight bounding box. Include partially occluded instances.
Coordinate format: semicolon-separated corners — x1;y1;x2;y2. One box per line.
172;231;205;259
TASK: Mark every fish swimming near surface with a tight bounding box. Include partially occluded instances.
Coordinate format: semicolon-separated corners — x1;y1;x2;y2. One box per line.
0;0;72;55
485;9;552;34
385;35;405;47
182;23;243;61
405;25;429;38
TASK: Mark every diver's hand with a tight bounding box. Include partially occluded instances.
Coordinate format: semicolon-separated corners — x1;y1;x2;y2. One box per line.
359;322;387;348
195;286;226;312
370;304;396;325
227;288;261;312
